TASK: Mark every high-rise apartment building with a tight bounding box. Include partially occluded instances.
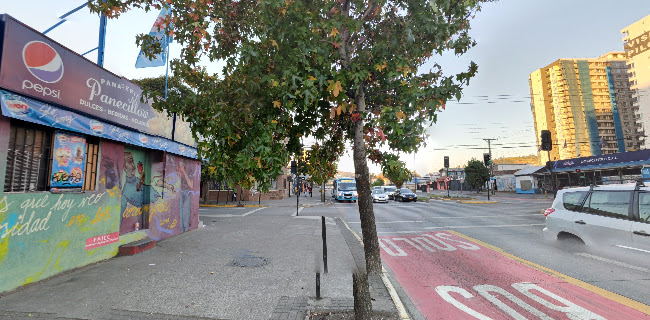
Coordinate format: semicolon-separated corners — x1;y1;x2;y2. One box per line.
529;52;641;164
622;15;650;149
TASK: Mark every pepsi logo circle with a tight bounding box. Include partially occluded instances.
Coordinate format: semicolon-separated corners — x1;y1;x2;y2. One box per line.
22;41;64;84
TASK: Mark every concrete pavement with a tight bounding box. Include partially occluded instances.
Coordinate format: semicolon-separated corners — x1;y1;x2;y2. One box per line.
0;193;399;319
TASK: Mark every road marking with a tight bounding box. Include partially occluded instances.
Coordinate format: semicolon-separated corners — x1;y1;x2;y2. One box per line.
339;218;410;320
199;207;265;218
292;207;304;217
448;230;650;315
575;253;650;273
242;207;265;216
199;207;245;210
424;223;544;229
616;245;650;254
377;231;423;234
348;221;423;224
427;214;539;219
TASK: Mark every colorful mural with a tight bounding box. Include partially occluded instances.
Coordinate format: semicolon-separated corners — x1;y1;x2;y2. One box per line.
0;124;200;293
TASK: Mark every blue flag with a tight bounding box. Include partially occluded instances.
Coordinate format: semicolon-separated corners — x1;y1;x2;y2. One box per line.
135;7;172;68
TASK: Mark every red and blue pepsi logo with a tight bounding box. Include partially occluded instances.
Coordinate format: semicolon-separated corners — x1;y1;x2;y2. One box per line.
22;41;64;84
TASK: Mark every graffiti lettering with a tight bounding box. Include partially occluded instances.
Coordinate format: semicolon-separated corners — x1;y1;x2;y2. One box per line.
379;233;480;257
66;214;86;227
50;194;76;222
90;207;110;224
169;219;177;229
20;195;50;217
1;211;51;239
78;192;104;208
0;196;14;213
123;206;142;218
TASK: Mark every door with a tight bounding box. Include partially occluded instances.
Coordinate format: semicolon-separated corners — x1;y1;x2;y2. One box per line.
632;192;650;252
120;148;148;234
572;191;633;248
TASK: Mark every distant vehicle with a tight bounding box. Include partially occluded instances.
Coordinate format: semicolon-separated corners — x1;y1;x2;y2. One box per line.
332;177;358;202
543;183;650;252
394;188;417;202
382;186;397;200
371;190;388;203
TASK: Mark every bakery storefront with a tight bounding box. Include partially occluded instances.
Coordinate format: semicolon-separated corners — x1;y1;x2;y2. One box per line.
0;15;200;293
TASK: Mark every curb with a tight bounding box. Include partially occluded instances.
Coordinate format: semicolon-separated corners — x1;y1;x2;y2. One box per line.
457;200;498;204
118;238;156;256
199;204;266;208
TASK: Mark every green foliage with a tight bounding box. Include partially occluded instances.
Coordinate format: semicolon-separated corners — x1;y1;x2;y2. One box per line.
464;159;490;189
381;154;412;188
372;178;385;187
91;0;490;275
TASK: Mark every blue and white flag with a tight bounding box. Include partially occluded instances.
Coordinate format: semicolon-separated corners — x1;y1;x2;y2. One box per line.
135;7;172;68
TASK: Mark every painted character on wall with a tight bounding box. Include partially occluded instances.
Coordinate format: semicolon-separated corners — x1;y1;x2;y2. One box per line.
178;159;196;232
121;152;175;225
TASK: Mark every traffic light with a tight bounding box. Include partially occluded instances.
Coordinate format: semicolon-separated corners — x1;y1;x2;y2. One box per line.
291;160;297;174
483;153;491;166
575;169;581;173
541;130;552;151
444;156;449;168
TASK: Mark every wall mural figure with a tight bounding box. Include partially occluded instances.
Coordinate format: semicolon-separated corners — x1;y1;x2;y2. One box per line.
178;159;196;232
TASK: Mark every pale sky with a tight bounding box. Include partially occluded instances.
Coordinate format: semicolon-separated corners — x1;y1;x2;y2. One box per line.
1;0;649;175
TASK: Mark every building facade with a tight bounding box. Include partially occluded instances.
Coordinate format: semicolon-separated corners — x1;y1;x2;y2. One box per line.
0;15;200;293
530;52;641;164
622;15;650;148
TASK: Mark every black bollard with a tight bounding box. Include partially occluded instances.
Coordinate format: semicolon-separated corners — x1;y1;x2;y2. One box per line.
321;216;328;274
316;272;321;299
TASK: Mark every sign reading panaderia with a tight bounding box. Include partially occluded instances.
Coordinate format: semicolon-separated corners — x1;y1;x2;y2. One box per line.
0;15;173;139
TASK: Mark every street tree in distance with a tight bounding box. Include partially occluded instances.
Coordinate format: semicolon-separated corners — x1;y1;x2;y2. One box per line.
381;155;412;188
464;159;489;192
372;178;385;187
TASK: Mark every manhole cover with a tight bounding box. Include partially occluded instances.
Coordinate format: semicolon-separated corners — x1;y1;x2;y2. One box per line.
227;249;270;268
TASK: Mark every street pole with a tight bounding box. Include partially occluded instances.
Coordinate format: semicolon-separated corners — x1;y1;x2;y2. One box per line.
484;138;496;199
446;168;450;198
547;150;556;197
296;177;300;216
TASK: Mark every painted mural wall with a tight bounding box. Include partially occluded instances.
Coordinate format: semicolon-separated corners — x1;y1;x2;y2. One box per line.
0;116;200;293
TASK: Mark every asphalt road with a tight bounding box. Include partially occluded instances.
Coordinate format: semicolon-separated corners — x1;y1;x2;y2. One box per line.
327;193;650;319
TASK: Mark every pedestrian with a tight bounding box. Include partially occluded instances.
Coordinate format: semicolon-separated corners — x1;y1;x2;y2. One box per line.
233;189;237;202
309;185;313;197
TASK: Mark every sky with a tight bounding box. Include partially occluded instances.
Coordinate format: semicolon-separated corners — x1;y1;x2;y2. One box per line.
1;0;649;175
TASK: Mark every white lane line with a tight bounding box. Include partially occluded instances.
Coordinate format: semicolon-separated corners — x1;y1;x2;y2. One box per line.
575;253;650;273
615;245;650;254
428;214;540;219
424;223;544;229
242;207;265;216
348;221;423;224
292;207;305;217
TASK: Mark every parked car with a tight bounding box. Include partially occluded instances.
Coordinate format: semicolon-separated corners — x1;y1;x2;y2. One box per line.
371;190;389;203
543;183;650;252
382;186;397;200
394;188;417;202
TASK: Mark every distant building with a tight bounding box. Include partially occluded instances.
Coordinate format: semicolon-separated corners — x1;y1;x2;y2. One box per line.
529;52;641;164
622;15;650;148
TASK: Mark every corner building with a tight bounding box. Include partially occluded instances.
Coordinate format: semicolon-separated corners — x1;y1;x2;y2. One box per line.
0;15;201;293
529;52;641;164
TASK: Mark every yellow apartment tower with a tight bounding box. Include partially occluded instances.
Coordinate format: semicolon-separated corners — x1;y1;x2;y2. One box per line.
622;15;650;148
529;52;641;164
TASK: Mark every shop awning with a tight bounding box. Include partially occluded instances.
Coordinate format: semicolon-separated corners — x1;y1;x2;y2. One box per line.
0;90;197;159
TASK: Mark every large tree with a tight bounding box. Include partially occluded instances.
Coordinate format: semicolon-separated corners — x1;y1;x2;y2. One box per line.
93;0;488;291
464;158;489;192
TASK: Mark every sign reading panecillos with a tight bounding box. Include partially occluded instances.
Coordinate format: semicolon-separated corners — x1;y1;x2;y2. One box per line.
0;15;173;139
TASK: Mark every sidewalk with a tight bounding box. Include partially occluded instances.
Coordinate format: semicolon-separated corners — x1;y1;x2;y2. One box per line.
0;196;398;319
427;189;554;201
201;189;333;208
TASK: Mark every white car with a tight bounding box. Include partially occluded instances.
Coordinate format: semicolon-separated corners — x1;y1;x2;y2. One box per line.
382;186;397;200
543;183;650;252
372;190;389;203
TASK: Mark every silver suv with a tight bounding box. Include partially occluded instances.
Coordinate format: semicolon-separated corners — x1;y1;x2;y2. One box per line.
543;183;650;253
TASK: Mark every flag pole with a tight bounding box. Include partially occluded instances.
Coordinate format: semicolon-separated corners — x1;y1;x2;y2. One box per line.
164;35;170;100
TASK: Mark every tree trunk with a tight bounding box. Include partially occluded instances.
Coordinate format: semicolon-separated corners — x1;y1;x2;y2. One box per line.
353;273;372;320
352;88;382;276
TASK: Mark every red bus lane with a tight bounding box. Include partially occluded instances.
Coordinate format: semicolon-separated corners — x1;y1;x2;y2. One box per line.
379;231;650;319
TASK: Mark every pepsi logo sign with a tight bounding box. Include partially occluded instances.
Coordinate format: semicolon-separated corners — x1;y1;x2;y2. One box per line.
22;41;64;84
89;120;104;134
139;134;149;144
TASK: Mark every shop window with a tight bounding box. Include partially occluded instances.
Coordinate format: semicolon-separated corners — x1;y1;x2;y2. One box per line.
4;122;52;192
83;137;100;191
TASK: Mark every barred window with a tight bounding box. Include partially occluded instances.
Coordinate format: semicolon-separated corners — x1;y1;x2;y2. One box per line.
83;137;100;191
4;122;52;192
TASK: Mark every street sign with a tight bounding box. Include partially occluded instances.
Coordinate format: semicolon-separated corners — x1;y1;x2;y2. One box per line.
445;177;451;182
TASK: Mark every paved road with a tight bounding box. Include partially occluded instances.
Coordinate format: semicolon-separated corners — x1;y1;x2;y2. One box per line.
318;193;650;319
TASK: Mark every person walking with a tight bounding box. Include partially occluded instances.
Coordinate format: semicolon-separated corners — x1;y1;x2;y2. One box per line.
309;185;313;197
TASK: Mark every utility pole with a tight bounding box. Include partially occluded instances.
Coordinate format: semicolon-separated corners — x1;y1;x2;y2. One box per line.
483;138;496;197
